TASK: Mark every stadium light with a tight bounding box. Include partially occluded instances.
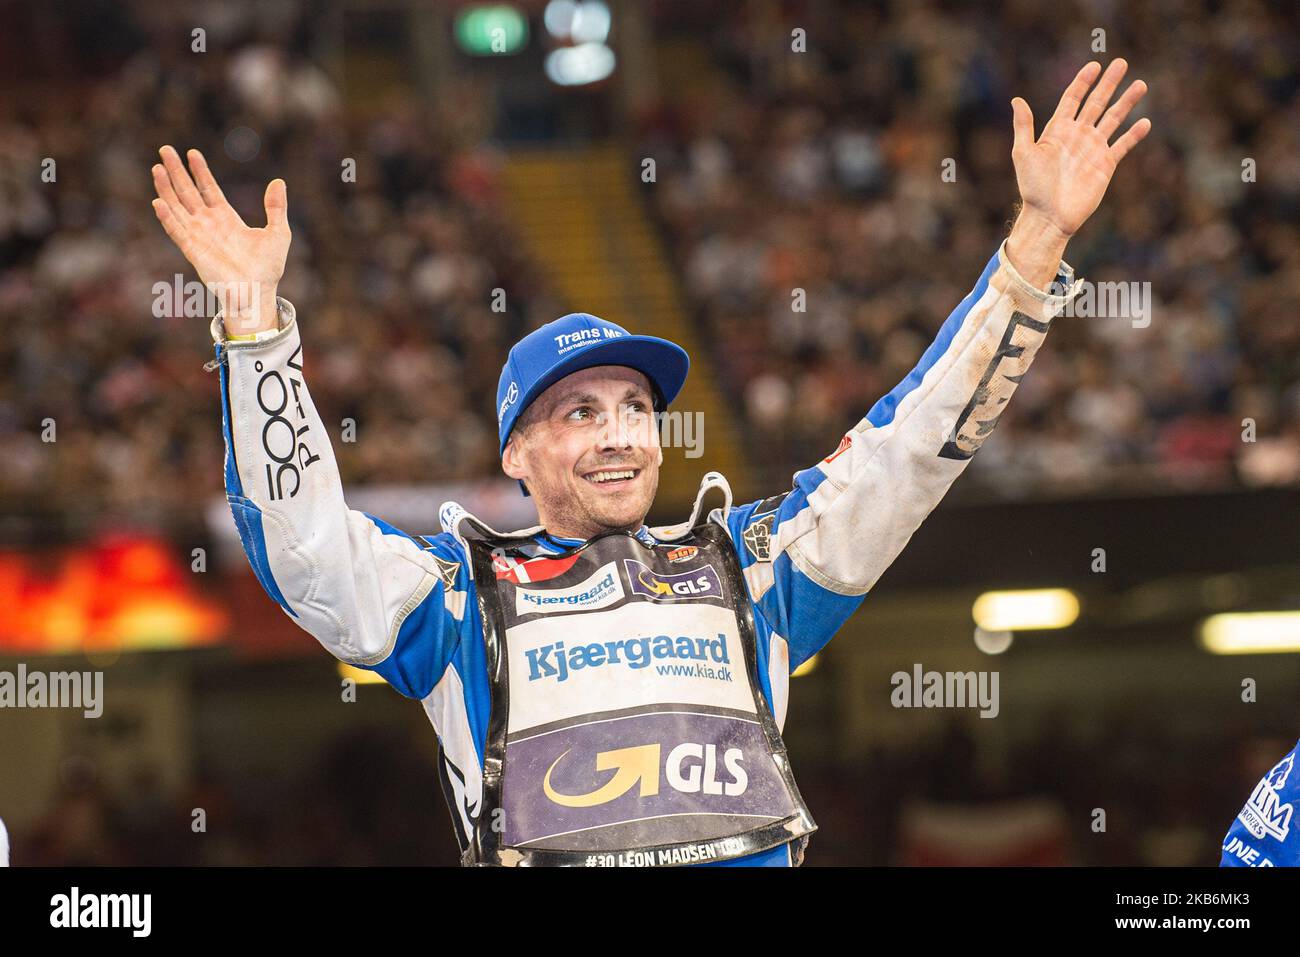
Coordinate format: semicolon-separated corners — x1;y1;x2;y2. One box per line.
792;653;818;677
972;589;1080;632
1199;612;1300;655
973;628;1014;655
544;42;616;86
544;0;611;43
338;663;389;685
542;0;614;86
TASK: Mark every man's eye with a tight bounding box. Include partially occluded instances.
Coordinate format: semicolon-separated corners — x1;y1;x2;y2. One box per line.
567;407;594;421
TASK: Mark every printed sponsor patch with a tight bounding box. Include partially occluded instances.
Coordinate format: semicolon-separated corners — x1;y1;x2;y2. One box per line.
500;709;800;852
498;381;519;424
742;514;775;562
495;551;581;584
823;432;853;464
502;603;753;731
939;310;1049;461
665;545;698;564
515;562;624;616
554;327;625;356
624;559;723;602
431;554;461;591
1238;752;1294;843
523;631;733;684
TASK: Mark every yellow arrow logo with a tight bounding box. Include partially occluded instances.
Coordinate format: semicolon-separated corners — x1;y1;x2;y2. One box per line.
543;744;661;808
637;570;674;596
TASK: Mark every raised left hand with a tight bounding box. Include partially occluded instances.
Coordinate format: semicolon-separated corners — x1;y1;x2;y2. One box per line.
1011;59;1151;239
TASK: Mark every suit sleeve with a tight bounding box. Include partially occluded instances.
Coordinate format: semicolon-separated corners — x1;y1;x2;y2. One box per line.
1220;740;1299;867
214;298;465;699
727;238;1080;669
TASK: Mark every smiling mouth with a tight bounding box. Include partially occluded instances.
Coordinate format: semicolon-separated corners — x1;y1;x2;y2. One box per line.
583;468;640;485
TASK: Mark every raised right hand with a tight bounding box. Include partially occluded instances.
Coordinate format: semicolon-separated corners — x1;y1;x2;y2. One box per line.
151;145;291;334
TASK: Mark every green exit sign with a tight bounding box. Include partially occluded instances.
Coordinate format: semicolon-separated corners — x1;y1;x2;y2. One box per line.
455;5;529;56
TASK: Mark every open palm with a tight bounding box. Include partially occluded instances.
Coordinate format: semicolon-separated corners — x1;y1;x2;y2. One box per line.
151;145;290;331
1011;59;1151;238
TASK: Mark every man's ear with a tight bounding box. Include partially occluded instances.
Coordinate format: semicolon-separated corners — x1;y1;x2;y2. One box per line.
502;434;529;482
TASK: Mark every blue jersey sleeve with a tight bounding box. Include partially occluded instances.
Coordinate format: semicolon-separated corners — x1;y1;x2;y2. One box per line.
216;300;466;699
725;240;1079;670
1221;741;1299;867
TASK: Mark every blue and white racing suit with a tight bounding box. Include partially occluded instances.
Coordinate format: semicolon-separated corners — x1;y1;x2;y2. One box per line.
213;239;1077;866
1221;740;1299;867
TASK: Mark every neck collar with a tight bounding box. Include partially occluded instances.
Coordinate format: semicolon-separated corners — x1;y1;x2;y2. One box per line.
539;525;656;549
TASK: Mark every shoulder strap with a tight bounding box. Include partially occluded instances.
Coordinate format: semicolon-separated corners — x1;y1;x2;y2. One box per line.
438;500;545;552
649;471;734;542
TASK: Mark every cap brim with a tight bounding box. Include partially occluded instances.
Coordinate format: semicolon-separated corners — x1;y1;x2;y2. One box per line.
500;334;690;455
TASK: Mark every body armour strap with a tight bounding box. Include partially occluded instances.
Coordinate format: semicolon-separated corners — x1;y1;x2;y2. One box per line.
459;519;816;867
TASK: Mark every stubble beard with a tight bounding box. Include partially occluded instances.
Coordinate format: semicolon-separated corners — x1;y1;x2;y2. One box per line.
535;468;659;540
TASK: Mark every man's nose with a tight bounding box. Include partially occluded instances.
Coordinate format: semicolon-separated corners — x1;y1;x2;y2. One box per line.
596;408;634;451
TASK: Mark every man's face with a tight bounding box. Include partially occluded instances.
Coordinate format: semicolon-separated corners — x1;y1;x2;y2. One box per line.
502;365;662;539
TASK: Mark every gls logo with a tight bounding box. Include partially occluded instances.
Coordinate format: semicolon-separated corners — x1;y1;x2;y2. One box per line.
624;560;723;602
543;742;748;807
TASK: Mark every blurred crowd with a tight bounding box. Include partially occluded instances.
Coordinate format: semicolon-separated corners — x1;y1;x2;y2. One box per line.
638;0;1300;499
2;0;1299;527
0;3;553;537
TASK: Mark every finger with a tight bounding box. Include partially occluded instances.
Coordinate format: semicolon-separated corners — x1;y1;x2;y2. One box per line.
151;163;187;221
186;148;228;208
151;198;190;249
1078;58;1128;127
1110;117;1152;163
159;145;203;214
263;178;289;230
1051;61;1103;124
1011;97;1035;157
1098;79;1148;140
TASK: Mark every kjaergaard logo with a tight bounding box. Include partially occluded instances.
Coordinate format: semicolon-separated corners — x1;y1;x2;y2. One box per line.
525;632;732;683
515;562;624;616
624;559;723;602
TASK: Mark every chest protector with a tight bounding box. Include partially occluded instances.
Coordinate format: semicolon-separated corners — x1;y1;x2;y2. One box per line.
441;477;816;867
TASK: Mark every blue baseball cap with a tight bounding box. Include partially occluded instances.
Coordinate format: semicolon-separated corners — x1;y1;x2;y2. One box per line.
496;312;690;484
